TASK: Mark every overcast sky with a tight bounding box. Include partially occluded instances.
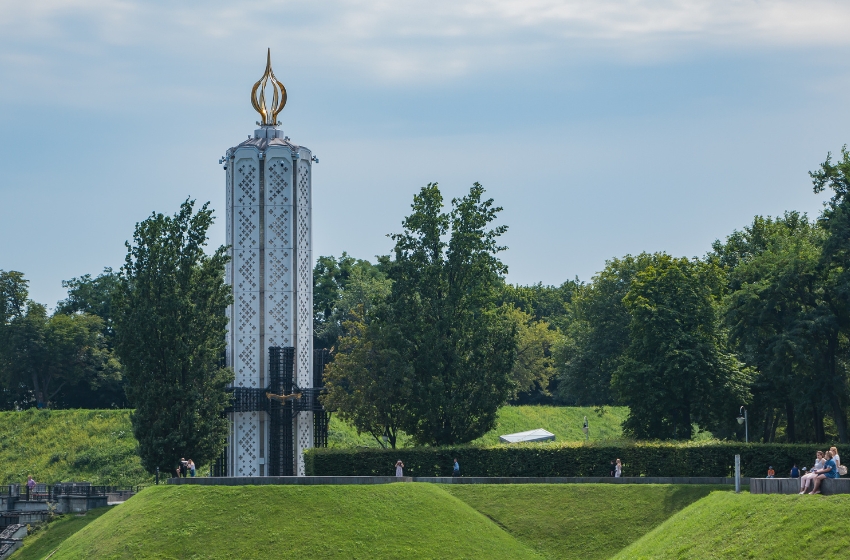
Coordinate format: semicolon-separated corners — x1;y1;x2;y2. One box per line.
2;0;850;308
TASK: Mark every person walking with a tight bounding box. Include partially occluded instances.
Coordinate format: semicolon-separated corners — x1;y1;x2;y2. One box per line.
395;460;404;477
452;458;460;477
179;458;188;478
615;459;622;478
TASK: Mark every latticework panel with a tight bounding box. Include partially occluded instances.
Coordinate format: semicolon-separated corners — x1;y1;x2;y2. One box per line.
296;411;312;476
264;291;292;350
233;291;260;387
296;159;313;388
234;411;260;477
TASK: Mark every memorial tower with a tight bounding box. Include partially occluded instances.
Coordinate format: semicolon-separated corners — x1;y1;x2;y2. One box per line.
221;50;316;476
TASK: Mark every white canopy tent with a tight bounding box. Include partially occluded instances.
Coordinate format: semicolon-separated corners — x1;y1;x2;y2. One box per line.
499;429;556;444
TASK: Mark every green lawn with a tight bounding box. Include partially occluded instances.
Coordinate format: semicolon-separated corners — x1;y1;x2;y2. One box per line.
10;508;111;560
444;484;721;559
616;491;850;559
328;406;627;448
470;406;627;446
48;484;542;559
0;409;150;486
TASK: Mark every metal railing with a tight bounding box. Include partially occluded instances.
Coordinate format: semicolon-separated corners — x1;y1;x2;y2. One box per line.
16;483;139;502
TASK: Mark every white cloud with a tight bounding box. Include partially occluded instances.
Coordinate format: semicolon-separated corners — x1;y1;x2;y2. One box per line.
1;0;849;91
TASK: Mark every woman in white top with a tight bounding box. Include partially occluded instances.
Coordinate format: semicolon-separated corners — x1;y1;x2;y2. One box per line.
395;460;404;477
799;451;825;494
830;447;841;476
615;458;622;478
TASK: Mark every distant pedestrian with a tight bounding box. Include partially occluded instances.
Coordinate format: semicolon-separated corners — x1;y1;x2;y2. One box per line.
615;459;622;478
609;460;616;477
790;465;799;478
180;458;188;478
26;476;36;501
453;458;460;477
767;466;775;478
395;460;404;477
188;459;196;477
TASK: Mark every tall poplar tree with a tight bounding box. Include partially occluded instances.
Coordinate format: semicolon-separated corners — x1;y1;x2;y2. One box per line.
114;200;232;473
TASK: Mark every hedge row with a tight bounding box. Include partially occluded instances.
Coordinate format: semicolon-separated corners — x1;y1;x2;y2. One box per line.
305;441;831;478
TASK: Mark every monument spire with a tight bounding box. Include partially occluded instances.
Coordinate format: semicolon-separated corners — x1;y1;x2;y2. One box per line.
251;48;287;126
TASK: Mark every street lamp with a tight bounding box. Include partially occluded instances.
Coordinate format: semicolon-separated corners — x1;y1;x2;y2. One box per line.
737;406;748;443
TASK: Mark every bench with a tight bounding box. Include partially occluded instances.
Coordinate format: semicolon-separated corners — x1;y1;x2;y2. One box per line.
750;477;850;495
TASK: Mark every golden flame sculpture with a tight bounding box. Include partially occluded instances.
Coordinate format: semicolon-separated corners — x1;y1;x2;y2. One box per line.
251;48;287;126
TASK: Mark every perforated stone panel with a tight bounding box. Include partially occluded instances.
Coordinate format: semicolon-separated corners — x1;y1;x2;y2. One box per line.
295;159;313;389
296;412;313;476
235;411;259;477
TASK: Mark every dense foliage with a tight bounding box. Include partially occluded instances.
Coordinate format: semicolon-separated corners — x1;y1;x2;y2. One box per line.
307;441;819;478
324;183;517;446
113;199;232;474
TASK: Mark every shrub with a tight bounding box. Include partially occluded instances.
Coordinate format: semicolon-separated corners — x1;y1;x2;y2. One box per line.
305;441;819;478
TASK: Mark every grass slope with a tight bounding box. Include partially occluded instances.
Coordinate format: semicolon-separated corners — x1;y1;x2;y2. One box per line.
50;484;542;560
10;508;111;560
444;484;721;559
471;406;627;446
328;406;627;448
0;409;149;486
616;492;850;559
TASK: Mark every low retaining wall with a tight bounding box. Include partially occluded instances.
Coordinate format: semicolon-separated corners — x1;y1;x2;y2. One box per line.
750;477;850;495
169;476;746;486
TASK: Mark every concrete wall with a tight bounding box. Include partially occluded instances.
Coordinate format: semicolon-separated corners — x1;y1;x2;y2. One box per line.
169;476;745;486
751;477;850;495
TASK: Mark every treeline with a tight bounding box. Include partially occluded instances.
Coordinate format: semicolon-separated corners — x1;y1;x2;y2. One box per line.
315;148;850;445
0;268;125;409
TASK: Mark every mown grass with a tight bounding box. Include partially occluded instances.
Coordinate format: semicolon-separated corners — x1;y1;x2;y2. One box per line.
0;409;150;486
616;491;850;559
10;507;111;560
444;484;721;559
470;406;627;446
50;484;542;559
328;406;627;448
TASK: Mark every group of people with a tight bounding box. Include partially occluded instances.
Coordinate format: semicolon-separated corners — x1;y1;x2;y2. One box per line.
609;458;623;477
798;446;842;494
176;458;196;478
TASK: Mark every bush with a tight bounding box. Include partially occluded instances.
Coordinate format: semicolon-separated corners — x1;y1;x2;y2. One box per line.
305;441;820;478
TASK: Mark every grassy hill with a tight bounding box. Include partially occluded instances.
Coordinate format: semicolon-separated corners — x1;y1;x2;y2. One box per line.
0;409;149;486
42;484;542;560
444;484;720;559
12;483;724;559
328;405;627;448
615;492;850;559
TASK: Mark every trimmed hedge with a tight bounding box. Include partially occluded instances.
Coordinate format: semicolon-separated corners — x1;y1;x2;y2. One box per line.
306;441;827;478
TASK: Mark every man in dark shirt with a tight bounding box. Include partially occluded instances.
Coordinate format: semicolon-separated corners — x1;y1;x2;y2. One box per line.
790;464;800;478
609;460;616;477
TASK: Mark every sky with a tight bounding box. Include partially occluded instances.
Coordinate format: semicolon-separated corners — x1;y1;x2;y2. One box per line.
2;0;850;308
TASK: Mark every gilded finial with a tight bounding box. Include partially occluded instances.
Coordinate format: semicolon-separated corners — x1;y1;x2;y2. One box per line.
251;49;287;126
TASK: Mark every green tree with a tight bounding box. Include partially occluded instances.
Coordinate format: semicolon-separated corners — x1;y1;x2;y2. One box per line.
557;253;656;405
313;254;391;350
322;312;411;448
810;145;850;442
1;302;107;408
502;305;561;401
113;199;233;473
716;213;833;442
380;183;516;446
55;268;125;408
612;255;751;440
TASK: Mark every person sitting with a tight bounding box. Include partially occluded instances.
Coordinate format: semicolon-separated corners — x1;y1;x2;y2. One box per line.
790;464;799;478
799;451;824;494
809;450;838;494
767;466;775;478
830;446;843;476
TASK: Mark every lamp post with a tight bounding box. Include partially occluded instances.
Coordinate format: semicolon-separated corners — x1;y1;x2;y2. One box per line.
737;406;748;443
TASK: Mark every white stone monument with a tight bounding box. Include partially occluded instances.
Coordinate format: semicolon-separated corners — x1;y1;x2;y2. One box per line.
222;50;315;476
